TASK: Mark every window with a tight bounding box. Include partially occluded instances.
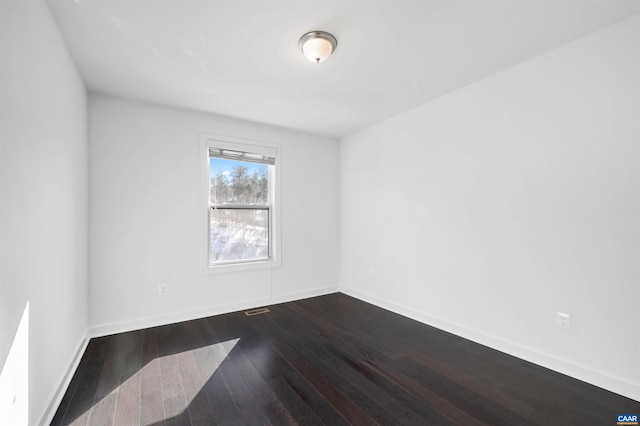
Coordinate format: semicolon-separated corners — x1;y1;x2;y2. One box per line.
206;137;278;267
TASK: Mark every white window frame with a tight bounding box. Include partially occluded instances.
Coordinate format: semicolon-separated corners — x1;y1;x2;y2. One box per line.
202;133;281;274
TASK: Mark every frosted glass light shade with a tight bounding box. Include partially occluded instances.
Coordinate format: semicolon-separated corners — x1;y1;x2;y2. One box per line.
299;31;337;63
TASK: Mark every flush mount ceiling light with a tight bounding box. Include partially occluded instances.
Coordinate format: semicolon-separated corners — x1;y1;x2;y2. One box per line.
299;31;338;63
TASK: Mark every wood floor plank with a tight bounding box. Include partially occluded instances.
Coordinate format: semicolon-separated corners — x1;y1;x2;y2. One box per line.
200;371;238;426
214;350;272;425
140;328;161;380
113;332;143;426
289;357;376;426
188;319;240;426
328;319;518;425
266;376;324;426
156;325;191;426
280;312;478;425
51;338;96;426
271;305;426;426
140;374;166;426
213;314;279;407
247;315;353;425
261;398;298;426
236;318;325;425
174;323;217;426
399;342;536;418
327;296;628;425
319;351;427;426
286;301;407;361
284;300;545;425
88;391;117;426
61;337;111;426
269;307;393;422
93;334;128;401
202;316;274;425
113;371;141;426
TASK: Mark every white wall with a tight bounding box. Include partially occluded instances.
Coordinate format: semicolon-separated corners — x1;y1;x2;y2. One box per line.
339;16;640;400
88;95;339;334
0;0;88;424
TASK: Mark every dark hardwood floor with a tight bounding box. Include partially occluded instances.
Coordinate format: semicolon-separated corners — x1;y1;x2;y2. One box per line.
52;293;639;425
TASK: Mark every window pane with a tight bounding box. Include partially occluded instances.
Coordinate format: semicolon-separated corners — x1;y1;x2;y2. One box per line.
209;208;269;263
210;158;269;205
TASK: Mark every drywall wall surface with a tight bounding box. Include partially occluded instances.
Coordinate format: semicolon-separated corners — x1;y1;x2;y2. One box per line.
88;95;339;333
0;0;88;423
339;16;639;399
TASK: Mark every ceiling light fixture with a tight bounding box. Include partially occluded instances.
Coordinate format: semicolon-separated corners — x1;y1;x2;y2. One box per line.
299;31;338;63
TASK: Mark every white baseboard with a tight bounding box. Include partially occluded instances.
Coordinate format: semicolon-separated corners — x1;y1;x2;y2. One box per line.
38;332;89;426
88;286;339;338
341;287;640;402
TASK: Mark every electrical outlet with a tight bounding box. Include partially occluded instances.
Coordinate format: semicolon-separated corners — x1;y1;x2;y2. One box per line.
556;312;571;330
370;270;376;281
158;283;169;296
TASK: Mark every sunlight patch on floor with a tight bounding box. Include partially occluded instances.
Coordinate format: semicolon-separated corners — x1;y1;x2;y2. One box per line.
82;336;241;425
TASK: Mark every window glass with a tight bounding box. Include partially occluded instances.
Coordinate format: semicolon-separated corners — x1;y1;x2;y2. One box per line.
209;156;272;265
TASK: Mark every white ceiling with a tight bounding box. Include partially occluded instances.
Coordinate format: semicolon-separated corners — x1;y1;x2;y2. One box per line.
48;0;640;139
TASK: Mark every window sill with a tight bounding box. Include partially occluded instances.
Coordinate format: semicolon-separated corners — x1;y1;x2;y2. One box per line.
203;258;280;275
